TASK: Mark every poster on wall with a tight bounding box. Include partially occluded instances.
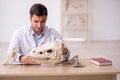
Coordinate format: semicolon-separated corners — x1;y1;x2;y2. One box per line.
61;0;90;41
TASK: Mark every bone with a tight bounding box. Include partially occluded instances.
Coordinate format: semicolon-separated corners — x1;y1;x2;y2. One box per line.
4;48;18;65
30;41;62;64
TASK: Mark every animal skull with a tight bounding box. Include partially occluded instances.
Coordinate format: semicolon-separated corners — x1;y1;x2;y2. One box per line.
30;41;63;64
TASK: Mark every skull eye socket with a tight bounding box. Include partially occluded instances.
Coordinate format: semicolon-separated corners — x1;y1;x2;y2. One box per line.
38;52;42;54
33;51;35;53
47;49;53;53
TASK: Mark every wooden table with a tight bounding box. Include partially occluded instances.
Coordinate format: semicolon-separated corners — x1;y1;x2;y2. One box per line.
0;59;120;80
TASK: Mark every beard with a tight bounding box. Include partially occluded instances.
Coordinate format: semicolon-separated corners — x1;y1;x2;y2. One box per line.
33;26;44;35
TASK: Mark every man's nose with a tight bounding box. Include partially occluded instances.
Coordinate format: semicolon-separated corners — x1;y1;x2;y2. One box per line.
37;22;41;28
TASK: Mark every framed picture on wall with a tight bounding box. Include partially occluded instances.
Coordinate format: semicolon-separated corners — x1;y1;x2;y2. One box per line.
61;0;90;42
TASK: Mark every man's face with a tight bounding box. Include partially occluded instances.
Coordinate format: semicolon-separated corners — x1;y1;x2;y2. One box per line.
30;15;47;35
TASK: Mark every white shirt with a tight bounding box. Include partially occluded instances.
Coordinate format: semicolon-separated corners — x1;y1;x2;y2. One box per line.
8;25;69;63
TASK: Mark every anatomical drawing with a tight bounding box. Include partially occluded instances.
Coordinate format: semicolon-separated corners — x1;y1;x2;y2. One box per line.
63;15;87;29
63;0;88;13
61;0;89;40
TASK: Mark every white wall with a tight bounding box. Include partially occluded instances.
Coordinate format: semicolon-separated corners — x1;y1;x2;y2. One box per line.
91;0;120;41
0;0;61;42
0;0;120;42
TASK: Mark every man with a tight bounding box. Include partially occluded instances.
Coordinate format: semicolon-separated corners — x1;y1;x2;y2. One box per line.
7;3;70;64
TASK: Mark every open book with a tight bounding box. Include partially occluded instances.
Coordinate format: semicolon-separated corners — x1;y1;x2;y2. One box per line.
90;58;112;66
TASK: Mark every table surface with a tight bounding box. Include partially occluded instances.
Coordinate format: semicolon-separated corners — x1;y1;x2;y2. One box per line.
0;59;120;76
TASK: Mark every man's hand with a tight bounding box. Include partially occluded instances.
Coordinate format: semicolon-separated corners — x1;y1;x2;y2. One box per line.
62;43;68;55
20;56;35;64
61;43;69;62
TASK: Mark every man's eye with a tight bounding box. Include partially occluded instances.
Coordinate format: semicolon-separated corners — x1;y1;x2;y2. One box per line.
34;21;38;23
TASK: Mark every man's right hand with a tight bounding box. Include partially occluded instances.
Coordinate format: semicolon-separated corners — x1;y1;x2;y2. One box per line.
20;56;35;64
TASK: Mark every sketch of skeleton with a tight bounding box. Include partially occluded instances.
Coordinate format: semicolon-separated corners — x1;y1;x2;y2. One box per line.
64;0;87;13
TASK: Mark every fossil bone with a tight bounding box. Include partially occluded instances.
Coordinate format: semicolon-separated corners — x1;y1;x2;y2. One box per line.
68;55;84;67
30;41;63;64
4;48;18;65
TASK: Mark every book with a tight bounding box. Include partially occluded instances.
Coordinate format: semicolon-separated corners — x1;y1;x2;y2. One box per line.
90;58;112;66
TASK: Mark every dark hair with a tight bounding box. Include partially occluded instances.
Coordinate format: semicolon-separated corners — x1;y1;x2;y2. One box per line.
30;3;48;17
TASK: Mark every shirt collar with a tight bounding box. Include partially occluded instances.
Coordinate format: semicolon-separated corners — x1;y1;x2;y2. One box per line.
30;26;46;36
